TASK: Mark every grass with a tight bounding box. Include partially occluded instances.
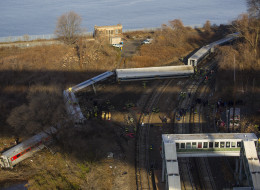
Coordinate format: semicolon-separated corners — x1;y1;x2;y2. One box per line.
126;24;209;68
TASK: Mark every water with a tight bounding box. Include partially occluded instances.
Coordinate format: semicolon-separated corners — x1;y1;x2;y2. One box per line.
0;0;247;37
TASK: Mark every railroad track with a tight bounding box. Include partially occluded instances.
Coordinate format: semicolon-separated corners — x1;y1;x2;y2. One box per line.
175;80;199;190
190;67;217;190
135;57;218;189
173;59;219;190
135;79;173;190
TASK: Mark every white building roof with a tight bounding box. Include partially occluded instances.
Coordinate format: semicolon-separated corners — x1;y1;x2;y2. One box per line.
162;133;258;142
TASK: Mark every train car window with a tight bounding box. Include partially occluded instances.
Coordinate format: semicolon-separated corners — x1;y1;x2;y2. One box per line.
226;142;230;148
203;142;208;148
209;142;213;148
186;143;191;149
237;142;241;147
198;142;202;148
176;143;179;149
220;142;225;148
181;143;185;149
192;142;196;149
231;142;236;147
215;142;219;148
16;154;21;158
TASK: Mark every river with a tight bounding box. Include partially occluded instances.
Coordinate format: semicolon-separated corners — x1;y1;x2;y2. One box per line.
0;0;247;38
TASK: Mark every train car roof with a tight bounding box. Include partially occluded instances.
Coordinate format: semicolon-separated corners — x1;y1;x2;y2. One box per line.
2;127;57;157
166;161;179;175
116;65;194;80
209;33;239;47
71;71;114;92
243;141;260;189
116;65;193;73
162;133;258;143
164;142;178;161
188;45;211;61
168;175;181;190
188;33;239;62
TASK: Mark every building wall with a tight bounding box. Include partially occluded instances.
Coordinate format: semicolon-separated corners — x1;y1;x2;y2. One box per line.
110;37;121;44
94;24;122;38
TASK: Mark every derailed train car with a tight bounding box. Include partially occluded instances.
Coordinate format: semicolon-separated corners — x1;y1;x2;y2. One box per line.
63;89;86;125
116;65;194;81
63;71;114;124
0;127;57;168
187;33;239;66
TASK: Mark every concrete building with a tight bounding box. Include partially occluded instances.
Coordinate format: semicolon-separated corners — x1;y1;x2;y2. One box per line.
94;24;123;44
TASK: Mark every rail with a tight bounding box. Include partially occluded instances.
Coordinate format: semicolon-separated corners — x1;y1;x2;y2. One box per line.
190;60;218;190
172;57;218;189
135;79;172;189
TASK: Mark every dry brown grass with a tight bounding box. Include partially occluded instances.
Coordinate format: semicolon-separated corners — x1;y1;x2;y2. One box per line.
0;39;119;72
127;21;206;68
24;149;131;190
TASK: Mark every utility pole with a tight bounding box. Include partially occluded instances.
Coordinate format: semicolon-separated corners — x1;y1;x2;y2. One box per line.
232;55;236;132
79;36;83;68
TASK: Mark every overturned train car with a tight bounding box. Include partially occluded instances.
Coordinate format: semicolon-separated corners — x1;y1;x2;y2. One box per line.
0;127;57;168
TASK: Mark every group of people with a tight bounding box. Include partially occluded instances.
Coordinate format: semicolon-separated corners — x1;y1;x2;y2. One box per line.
84;99;113;120
193;66;215;82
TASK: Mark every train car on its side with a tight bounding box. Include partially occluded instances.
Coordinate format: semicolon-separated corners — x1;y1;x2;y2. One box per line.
0;127;57;168
116;65;194;81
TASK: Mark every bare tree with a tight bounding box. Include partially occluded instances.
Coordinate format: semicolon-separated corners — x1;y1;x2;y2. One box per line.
232;14;259;58
55;11;83;44
247;0;260;18
168;19;188;47
169;19;185;32
203;20;212;34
